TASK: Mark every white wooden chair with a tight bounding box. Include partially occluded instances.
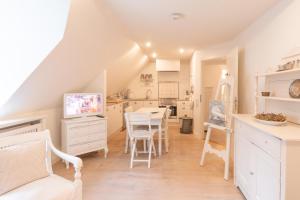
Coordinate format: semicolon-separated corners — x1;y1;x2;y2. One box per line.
0;130;82;200
154;108;171;153
200;74;234;180
124;106;133;153
124;112;157;168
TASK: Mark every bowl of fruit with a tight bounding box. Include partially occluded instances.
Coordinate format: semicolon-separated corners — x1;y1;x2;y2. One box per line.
254;113;287;126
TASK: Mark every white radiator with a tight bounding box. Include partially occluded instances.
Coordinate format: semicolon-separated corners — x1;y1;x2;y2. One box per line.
0;116;45;138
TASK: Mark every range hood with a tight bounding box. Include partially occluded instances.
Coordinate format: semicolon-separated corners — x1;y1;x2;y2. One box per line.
156;59;180;71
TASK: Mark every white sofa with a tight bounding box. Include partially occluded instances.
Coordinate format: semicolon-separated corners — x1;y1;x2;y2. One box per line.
0;130;82;200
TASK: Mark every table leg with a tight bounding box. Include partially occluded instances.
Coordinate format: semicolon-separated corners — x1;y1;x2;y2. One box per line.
159;124;162;157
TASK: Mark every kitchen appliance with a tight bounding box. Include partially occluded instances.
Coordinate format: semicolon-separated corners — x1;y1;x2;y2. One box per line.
159;100;177;119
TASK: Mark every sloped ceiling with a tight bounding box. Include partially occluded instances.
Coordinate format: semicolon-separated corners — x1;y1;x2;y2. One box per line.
0;0;147;116
0;0;70;110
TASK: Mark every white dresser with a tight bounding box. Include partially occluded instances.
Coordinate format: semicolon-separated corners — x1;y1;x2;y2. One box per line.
61;116;108;164
234;114;300;200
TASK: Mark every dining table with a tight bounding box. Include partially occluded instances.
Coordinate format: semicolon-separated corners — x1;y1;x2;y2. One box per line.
134;107;167;157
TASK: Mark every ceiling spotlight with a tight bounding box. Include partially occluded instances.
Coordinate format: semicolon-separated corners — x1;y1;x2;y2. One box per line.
152;52;157;58
145;42;151;48
171;12;185;20
179;48;184;54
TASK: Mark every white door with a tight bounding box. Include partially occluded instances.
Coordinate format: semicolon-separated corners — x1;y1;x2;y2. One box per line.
226;47;239;113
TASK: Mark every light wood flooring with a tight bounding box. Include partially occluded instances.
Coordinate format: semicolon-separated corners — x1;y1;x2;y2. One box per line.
54;124;244;200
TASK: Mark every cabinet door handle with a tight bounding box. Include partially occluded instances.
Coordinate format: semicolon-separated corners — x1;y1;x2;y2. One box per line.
250;172;254;176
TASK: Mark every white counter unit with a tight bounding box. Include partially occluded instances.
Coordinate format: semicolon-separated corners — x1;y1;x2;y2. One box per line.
234;114;300;200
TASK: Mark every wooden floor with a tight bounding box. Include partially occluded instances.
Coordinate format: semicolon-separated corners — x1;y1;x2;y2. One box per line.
54;124;244;200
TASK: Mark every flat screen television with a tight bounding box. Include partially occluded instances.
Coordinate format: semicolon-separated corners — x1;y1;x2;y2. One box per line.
64;93;104;118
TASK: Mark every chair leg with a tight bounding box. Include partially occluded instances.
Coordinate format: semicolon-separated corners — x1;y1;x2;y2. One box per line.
130;139;136;168
200;127;212;166
224;130;231;180
164;129;169;153
125;132;129;153
152;137;157;157
148;139;152;168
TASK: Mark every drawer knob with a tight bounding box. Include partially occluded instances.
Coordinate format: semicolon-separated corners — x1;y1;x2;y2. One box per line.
250;172;254;176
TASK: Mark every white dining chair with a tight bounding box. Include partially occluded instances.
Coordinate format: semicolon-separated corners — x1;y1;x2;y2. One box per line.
124;106;133;153
154;108;171;153
200;74;234;180
124;112;157;168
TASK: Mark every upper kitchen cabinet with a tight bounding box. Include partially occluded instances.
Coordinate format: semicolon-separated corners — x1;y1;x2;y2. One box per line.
156;59;180;72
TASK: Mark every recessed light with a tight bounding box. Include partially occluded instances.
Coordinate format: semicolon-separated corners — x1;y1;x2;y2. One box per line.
145;42;151;48
171;12;185;20
179;48;184;54
152;52;157;58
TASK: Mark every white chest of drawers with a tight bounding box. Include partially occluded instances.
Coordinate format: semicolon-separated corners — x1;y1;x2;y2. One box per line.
234;114;300;200
61;116;108;161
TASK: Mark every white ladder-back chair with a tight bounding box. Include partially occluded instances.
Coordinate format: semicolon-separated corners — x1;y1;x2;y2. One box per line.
0;130;82;200
124;112;157;168
124;106;133;153
155;108;171;153
200;74;234;180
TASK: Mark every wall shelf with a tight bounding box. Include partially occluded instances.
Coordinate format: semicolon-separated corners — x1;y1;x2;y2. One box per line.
256;96;300;102
256;68;300;77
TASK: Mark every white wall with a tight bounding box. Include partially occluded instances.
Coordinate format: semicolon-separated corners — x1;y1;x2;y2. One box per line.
126;62;158;99
197;0;300;120
235;0;300;119
190;51;203;134
125;61;190;100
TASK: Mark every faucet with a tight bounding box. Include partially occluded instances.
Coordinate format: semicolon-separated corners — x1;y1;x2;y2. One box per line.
146;89;152;99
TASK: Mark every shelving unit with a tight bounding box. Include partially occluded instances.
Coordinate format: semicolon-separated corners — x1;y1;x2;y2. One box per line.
256;96;300;102
256;67;300;77
255;66;300;124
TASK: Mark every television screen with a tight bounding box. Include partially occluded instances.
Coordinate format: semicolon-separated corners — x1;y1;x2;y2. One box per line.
64;93;103;118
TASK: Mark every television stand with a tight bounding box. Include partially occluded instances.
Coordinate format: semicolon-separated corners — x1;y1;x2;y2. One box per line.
61;116;108;168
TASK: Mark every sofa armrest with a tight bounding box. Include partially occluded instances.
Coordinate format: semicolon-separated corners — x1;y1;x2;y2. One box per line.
49;141;83;181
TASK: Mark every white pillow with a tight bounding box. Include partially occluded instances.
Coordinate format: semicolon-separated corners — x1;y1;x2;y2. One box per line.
0;141;50;195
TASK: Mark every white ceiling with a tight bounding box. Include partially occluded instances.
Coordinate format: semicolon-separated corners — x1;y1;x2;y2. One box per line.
103;0;281;60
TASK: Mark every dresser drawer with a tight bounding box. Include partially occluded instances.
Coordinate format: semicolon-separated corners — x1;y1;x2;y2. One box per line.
68;123;105;138
68;141;106;155
251;130;281;160
69;133;105;145
238;121;281;160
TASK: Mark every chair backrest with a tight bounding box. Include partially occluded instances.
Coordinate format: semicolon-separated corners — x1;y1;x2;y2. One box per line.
163;108;172;129
124;112;152;138
214;74;234;127
0;130;53;174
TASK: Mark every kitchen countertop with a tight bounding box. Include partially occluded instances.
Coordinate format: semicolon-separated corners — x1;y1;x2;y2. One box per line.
233;114;300;141
106;98;191;106
106;98;158;105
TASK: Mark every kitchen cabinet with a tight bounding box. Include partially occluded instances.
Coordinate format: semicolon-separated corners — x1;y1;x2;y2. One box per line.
177;101;192;118
234;115;300;200
106;103;123;136
128;101;144;111
143;100;159;108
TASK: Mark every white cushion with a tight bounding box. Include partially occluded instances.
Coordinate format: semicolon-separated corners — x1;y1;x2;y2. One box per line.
0;141;49;195
0;175;76;200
